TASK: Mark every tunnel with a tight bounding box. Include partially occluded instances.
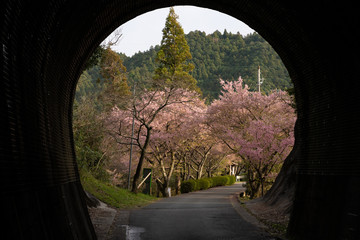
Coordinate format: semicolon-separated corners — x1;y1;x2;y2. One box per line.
1;0;359;239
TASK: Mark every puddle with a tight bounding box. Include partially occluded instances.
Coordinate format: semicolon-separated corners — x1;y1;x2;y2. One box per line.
120;225;146;240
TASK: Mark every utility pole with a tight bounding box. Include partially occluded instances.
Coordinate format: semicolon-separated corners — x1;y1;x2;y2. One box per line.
258;65;264;93
128;82;136;190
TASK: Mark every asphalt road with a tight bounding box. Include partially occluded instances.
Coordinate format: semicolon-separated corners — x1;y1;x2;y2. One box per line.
124;183;272;240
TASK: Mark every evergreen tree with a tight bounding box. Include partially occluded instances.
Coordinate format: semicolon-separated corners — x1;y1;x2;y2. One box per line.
153;7;200;93
99;47;130;109
129;7;201;193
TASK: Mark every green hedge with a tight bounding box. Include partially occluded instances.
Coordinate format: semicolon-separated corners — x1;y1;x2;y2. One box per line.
180;175;236;194
212;176;228;186
180;179;197;193
228;175;236;185
197;178;211;190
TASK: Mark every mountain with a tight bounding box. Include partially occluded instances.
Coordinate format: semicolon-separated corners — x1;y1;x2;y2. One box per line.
76;31;292;103
120;31;292;101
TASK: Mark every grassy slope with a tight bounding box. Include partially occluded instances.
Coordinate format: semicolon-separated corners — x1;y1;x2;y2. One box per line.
80;171;157;209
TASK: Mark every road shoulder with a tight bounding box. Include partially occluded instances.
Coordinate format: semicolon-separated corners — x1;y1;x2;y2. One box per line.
230;193;267;230
231;193;289;239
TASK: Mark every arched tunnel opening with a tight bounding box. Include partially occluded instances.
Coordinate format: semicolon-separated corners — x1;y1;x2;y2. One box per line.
1;1;359;239
77;6;297;237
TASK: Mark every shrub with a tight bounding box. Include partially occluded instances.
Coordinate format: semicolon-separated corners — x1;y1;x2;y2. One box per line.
211;176;220;186
197;178;211;190
204;178;214;188
212;176;228;186
227;175;236;185
180;175;236;194
180;179;197;193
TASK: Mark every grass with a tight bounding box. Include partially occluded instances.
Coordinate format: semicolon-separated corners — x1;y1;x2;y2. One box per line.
80;170;157;209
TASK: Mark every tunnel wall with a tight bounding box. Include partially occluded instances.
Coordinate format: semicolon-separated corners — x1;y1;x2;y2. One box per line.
1;0;359;239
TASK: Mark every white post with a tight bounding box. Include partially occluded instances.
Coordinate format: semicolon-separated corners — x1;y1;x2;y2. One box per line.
258;65;264;93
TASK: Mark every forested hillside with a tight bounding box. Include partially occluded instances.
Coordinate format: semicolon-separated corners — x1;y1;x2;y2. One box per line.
120;31;291;101
76;31;292;102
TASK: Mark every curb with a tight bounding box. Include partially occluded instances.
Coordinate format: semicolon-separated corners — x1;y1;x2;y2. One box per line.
230;192;267;230
230;193;288;240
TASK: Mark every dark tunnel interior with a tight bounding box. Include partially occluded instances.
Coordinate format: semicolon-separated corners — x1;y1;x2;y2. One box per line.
1;1;360;239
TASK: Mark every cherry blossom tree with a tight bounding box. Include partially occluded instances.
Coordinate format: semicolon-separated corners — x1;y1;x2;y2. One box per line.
204;144;231;178
103;74;295;198
145;91;207;196
101;8;204;194
104;87;203;193
208;77;296;198
184;123;217;180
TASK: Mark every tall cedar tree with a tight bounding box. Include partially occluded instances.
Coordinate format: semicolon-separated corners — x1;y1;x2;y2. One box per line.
99;47;130;109
130;8;199;193
153;7;200;93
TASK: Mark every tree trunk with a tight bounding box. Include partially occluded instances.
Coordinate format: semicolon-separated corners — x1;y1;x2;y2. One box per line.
132;127;151;193
180;165;185;181
197;163;204;179
155;178;166;197
247;169;262;198
164;181;171;197
261;119;301;214
175;174;181;195
158;151;176;197
186;163;191;180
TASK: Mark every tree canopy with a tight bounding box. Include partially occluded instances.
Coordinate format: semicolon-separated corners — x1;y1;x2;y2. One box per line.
121;31;291;102
153;7;199;92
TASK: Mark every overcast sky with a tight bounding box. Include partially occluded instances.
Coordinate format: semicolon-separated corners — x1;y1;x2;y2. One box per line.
109;6;255;56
